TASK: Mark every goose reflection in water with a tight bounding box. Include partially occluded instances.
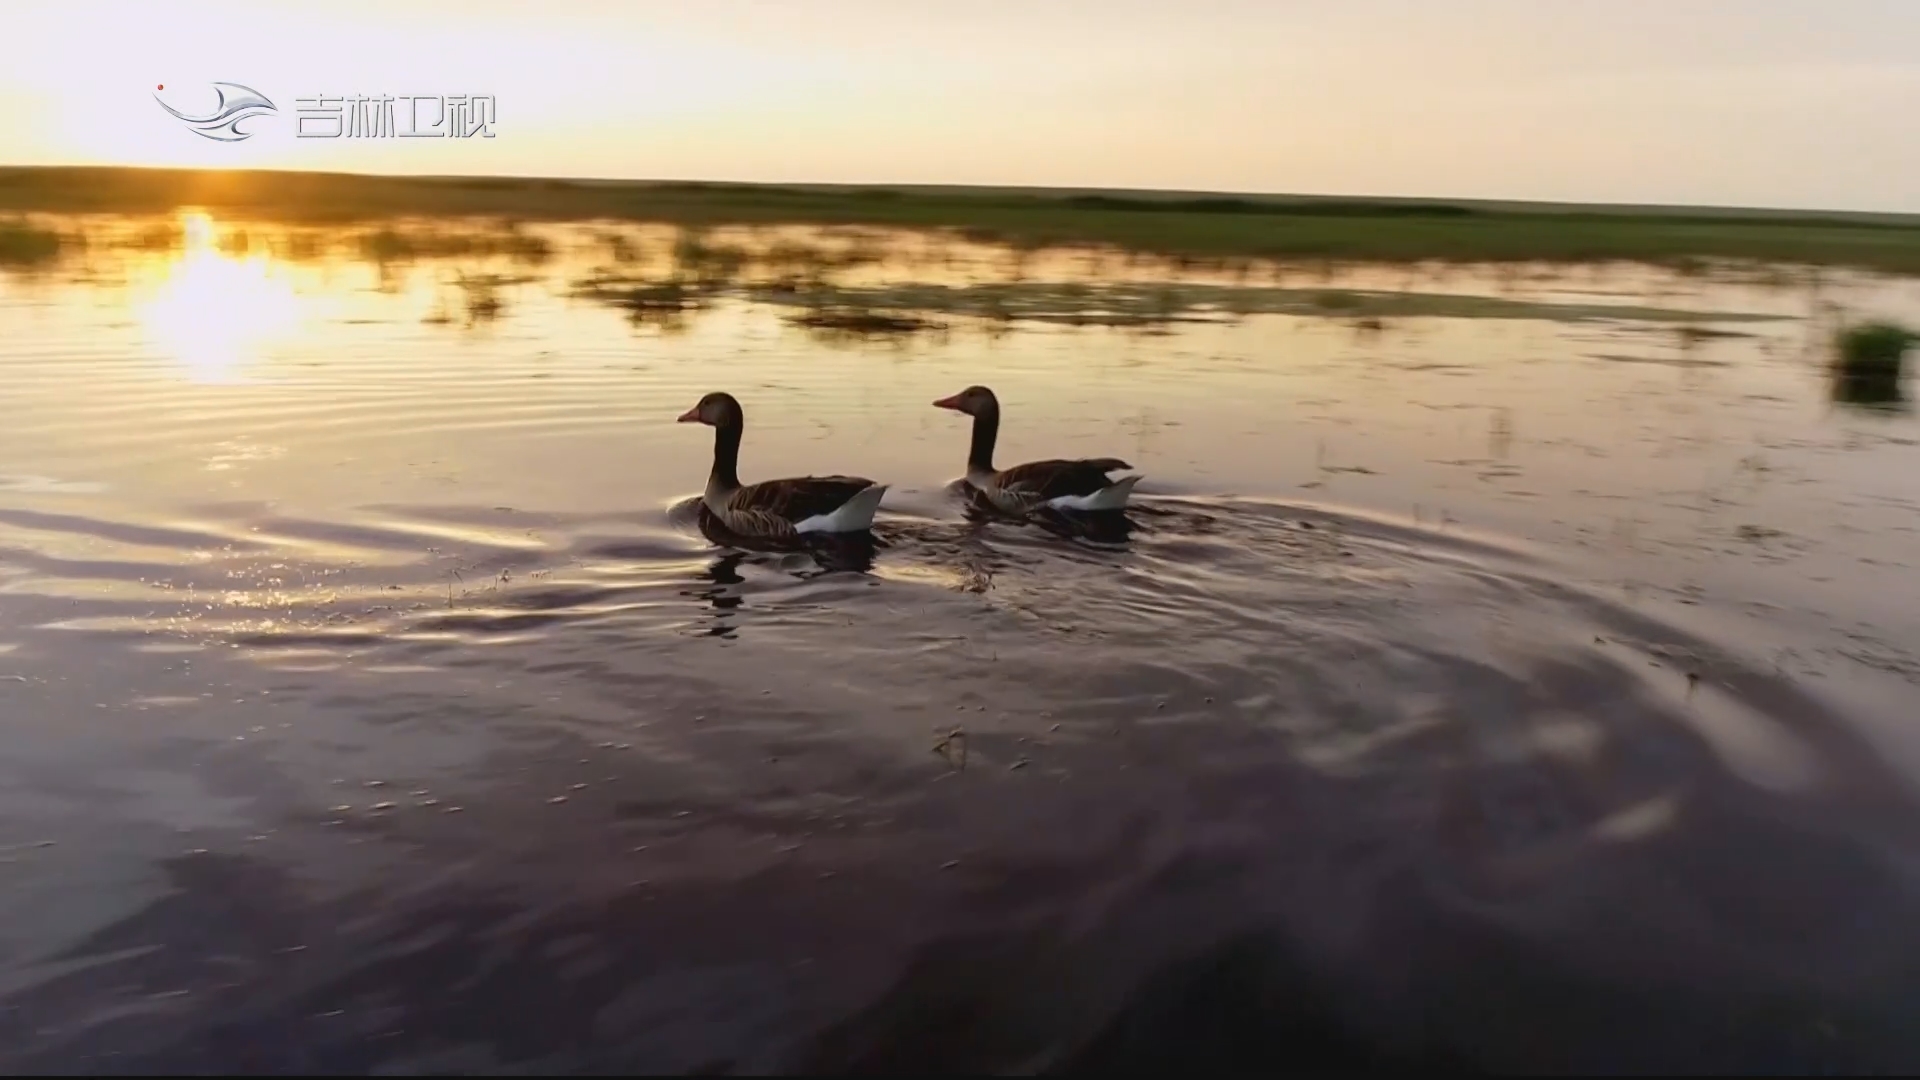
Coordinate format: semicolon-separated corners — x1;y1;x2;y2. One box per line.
689;501;879;600
689;550;748;639
686;510;881;637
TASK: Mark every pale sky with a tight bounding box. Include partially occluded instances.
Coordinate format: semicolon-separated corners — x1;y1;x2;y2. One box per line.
4;0;1918;212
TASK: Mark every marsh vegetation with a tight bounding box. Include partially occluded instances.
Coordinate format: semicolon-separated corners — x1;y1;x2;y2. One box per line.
6;166;1920;272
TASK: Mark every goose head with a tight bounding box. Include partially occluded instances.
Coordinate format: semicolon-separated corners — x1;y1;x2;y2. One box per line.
677;391;744;427
932;385;999;417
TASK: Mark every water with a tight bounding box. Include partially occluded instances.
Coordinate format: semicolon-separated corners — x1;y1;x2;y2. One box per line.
4;213;1920;1072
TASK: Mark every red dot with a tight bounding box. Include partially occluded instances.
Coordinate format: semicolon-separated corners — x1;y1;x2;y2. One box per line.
156;84;164;90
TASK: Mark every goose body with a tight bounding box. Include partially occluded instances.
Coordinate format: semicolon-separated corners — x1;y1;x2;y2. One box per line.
678;392;888;539
933;386;1141;515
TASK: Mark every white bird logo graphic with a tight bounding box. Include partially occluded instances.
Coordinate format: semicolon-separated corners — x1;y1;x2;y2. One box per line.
154;82;278;142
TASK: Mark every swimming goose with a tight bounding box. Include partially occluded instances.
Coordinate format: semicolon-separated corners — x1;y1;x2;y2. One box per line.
932;385;1141;514
677;392;889;538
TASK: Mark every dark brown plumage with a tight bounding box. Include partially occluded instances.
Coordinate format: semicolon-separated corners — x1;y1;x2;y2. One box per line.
992;457;1137;502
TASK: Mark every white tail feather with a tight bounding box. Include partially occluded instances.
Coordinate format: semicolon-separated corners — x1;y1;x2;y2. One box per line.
1047;474;1141;512
794;483;890;533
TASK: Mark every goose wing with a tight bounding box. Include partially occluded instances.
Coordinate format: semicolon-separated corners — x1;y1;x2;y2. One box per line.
993;458;1133;502
726;474;878;525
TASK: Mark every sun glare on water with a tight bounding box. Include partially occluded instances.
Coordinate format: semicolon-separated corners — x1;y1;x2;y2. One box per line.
136;212;306;384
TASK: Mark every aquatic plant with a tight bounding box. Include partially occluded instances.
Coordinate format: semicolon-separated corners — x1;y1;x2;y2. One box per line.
1828;321;1914;411
1833;321;1915;380
0;219;66;266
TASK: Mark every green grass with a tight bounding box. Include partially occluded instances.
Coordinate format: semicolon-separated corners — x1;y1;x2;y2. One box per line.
5;166;1920;272
1834;321;1915;378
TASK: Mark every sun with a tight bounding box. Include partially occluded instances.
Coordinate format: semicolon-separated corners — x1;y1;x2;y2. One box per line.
135;211;305;384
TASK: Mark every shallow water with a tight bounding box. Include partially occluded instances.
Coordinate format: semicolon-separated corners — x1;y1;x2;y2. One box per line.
4;215;1920;1072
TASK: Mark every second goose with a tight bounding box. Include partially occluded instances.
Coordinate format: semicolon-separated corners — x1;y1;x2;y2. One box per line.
932;385;1141;515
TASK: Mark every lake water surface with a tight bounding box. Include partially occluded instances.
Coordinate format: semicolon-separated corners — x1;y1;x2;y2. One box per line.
3;213;1920;1072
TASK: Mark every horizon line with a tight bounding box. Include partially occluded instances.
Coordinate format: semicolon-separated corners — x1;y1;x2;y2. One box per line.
4;162;1919;225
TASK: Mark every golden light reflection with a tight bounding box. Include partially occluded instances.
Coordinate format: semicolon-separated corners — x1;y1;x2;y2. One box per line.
135;211;305;384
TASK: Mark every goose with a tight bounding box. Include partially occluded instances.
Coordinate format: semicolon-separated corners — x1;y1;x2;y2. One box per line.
932;385;1141;514
677;391;889;539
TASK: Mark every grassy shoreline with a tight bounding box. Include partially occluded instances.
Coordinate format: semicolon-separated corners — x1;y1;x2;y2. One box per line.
5;166;1920;272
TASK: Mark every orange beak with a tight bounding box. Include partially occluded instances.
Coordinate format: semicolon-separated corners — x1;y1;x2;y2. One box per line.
932;394;963;411
676;405;702;423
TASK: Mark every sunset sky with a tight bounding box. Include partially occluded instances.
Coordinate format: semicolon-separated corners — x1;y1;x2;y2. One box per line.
4;0;1918;212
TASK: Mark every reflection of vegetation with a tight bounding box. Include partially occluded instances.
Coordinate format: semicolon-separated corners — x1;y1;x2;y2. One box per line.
1;216;564;270
0;219;65;266
597;229;642;264
6;166;1920;271
561;255;1798;338
8;197;1811;350
671;230;743;285
358;224;552;264
1677;324;1754;346
282;231;325;260
451;272;521;323
1830;321;1913;409
625;304;695;336
1830;372;1907;411
562;227;908;312
217;228;253;257
737;281;1791;330
570;272;709;316
764;239;834;284
373;261;407;295
785;307;944;335
127;221;185;252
